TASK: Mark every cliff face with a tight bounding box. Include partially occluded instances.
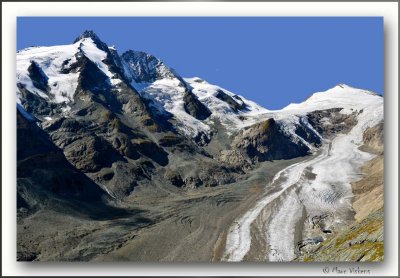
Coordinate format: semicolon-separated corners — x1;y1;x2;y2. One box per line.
352;155;384;223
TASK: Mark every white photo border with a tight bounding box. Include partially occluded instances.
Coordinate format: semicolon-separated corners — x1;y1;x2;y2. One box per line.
2;1;398;277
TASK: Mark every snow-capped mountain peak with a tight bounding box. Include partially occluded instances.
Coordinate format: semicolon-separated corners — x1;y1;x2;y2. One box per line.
16;31;383;146
78;38;122;86
73;30;102;44
16;41;81;104
16;35;123;108
282;83;383;114
121;50;178;84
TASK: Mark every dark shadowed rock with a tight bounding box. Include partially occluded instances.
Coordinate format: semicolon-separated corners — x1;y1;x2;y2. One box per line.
294;118;322;147
183;91;211;120
17;83;62;117
17;251;39;261
158;134;184;147
28;61;49;92
74;30;110;53
307;108;358;138
63;135;125;173
76;55;111;93
132;139;169;166
110;133;141;160
165;169;185;187
17;109;56;161
215;89;247;112
17;109;106;204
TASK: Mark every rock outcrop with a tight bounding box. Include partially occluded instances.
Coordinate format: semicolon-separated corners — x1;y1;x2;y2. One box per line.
214;89;247;112
220;118;311;167
27;61;49;93
298;208;383;262
17;109;106;208
121;50;177;83
306;108;358;138
182;90;212;121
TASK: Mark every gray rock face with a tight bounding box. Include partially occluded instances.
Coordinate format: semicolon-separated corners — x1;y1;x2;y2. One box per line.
63;135;124;173
121;50;177;83
74;30;101;44
215;89;247;112
74;30;110;53
108;47;124;73
110;133;140;160
27;61;49;93
294;118;322;147
306;108;358;138
362;122;383;154
17;109;106;205
183;90;211;121
164;158;244;189
94;161;155;199
17;83;61;117
77;55;111;93
220;118;310;166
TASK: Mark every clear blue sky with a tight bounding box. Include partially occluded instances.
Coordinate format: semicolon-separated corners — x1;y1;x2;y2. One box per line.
17;17;383;109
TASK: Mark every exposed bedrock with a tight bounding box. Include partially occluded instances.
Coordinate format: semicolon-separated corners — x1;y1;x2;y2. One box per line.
220;118;310;167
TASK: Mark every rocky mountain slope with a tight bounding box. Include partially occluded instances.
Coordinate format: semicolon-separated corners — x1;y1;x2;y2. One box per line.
16;30;384;262
16;30;318;198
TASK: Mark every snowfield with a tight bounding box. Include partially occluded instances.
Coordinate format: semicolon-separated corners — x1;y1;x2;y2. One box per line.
132;78;213;138
17;43;80;104
129;76;271;138
16;38;121;107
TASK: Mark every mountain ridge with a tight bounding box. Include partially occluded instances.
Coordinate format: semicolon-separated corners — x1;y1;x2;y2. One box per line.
16;30;383;179
16;30;384;262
